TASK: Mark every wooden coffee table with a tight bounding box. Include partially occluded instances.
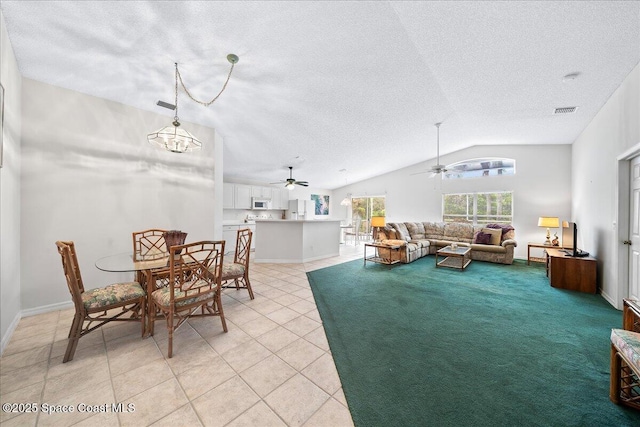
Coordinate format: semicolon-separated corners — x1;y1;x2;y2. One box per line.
436;245;471;271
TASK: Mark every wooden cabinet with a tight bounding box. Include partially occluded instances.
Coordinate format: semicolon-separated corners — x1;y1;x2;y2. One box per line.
546;248;597;293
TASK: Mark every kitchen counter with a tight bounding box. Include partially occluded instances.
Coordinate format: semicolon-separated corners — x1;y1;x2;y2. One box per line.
254;219;341;263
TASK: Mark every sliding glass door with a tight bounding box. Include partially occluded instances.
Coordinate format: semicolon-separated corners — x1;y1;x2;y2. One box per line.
351;196;385;239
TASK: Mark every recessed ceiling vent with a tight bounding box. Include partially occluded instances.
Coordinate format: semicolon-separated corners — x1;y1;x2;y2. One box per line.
554;106;578;114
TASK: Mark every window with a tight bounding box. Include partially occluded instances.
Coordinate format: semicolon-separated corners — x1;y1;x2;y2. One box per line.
352;196;386;236
443;158;515;180
442;192;513;225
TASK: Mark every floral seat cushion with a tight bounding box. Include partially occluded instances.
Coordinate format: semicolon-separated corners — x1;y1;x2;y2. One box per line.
611;328;640;373
82;282;145;310
221;261;245;279
152;280;214;308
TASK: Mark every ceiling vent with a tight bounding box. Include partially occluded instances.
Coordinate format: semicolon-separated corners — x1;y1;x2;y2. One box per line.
554;106;578;114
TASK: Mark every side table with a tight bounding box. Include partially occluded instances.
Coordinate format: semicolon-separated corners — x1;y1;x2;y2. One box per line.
364;242;402;266
527;242;560;265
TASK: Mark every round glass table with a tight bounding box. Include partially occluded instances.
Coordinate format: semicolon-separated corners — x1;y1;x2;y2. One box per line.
95;252;169;272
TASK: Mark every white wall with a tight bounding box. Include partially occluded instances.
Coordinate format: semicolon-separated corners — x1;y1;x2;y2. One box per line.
572;63;640;308
0;11;23;352
20;79;222;312
334;144;573;260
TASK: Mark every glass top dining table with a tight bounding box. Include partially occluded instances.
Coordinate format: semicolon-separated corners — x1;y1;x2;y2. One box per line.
95;252;170;273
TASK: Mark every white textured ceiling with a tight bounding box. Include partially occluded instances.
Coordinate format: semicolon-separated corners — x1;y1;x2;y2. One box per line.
1;1;639;189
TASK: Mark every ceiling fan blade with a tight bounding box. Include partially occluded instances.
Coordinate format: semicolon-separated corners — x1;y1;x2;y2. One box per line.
296;182;309;187
269;180;285;184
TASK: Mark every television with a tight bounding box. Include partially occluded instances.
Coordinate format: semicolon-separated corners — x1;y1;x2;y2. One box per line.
562;222;588;257
562;222;578;257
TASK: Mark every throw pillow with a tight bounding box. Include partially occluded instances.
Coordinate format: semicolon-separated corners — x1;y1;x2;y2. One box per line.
486;223;515;237
474;232;492;245
482;227;502;245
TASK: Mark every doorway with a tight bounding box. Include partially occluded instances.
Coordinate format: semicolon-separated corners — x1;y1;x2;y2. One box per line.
351;196;385;241
628;155;640;301
616;143;640;308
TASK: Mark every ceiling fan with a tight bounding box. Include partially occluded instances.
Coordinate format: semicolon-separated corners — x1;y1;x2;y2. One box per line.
410;122;450;178
429;122;448;177
270;166;309;190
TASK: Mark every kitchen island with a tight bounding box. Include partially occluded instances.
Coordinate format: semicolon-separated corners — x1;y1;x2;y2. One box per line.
254;219;342;263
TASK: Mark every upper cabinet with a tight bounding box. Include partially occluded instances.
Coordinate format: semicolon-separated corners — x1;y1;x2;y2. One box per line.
272;187;290;210
251;186;272;199
223;183;288;210
235;184;252;209
223;183;235;209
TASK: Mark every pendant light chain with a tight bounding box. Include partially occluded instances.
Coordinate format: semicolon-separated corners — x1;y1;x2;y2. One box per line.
175;61;236;107
173;63;180;125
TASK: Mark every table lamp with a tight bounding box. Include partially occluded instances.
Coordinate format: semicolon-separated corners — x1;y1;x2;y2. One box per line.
537;217;559;246
371;216;386;242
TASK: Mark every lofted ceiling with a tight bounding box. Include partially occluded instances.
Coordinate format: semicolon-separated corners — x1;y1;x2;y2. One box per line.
1;1;639;189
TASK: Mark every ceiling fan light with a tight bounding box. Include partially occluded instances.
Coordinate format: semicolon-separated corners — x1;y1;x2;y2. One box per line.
286;183;295;190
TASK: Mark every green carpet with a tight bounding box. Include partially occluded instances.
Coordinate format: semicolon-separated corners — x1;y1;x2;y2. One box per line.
307;257;640;427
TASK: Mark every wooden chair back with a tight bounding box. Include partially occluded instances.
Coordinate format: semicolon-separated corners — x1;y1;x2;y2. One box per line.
149;240;227;357
168;240;225;308
55;241;86;314
132;228;168;261
234;228;252;267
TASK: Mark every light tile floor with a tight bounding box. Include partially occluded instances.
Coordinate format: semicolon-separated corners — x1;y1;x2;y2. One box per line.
0;245;364;426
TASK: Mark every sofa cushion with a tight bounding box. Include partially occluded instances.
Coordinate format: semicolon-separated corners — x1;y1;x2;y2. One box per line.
409;239;431;249
486;223;516;242
470;243;507;253
390;223;412;242
423;222;446;240
482;227;502;245
405;222;426;239
443;222;475;243
474;231;492;245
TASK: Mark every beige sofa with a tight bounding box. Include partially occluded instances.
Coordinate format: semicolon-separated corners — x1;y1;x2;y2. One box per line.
377;221;517;265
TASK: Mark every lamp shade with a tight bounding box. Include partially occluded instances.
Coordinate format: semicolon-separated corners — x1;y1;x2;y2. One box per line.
537;217;559;228
370;216;386;228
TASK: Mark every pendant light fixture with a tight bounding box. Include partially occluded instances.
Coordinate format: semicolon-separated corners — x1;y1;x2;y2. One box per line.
147;54;239;153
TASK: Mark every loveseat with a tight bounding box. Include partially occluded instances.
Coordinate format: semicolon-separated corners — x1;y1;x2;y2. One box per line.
377;221;517;265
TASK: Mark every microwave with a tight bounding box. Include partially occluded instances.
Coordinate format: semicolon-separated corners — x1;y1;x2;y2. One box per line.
252;198;272;210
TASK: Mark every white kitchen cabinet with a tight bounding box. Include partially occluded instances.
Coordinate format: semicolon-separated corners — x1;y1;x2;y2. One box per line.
251;186;272;199
235;184;252;209
223;183;235;209
273;188;289;210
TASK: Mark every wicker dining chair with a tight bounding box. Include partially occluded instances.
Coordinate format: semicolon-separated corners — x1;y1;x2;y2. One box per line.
55;241;146;363
221;228;254;300
148;240;227;358
132;229;168;262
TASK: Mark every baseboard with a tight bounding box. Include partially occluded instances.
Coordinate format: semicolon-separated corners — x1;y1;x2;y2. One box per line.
600;289;620;310
0;312;21;356
21;301;74;318
0;301;74;356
